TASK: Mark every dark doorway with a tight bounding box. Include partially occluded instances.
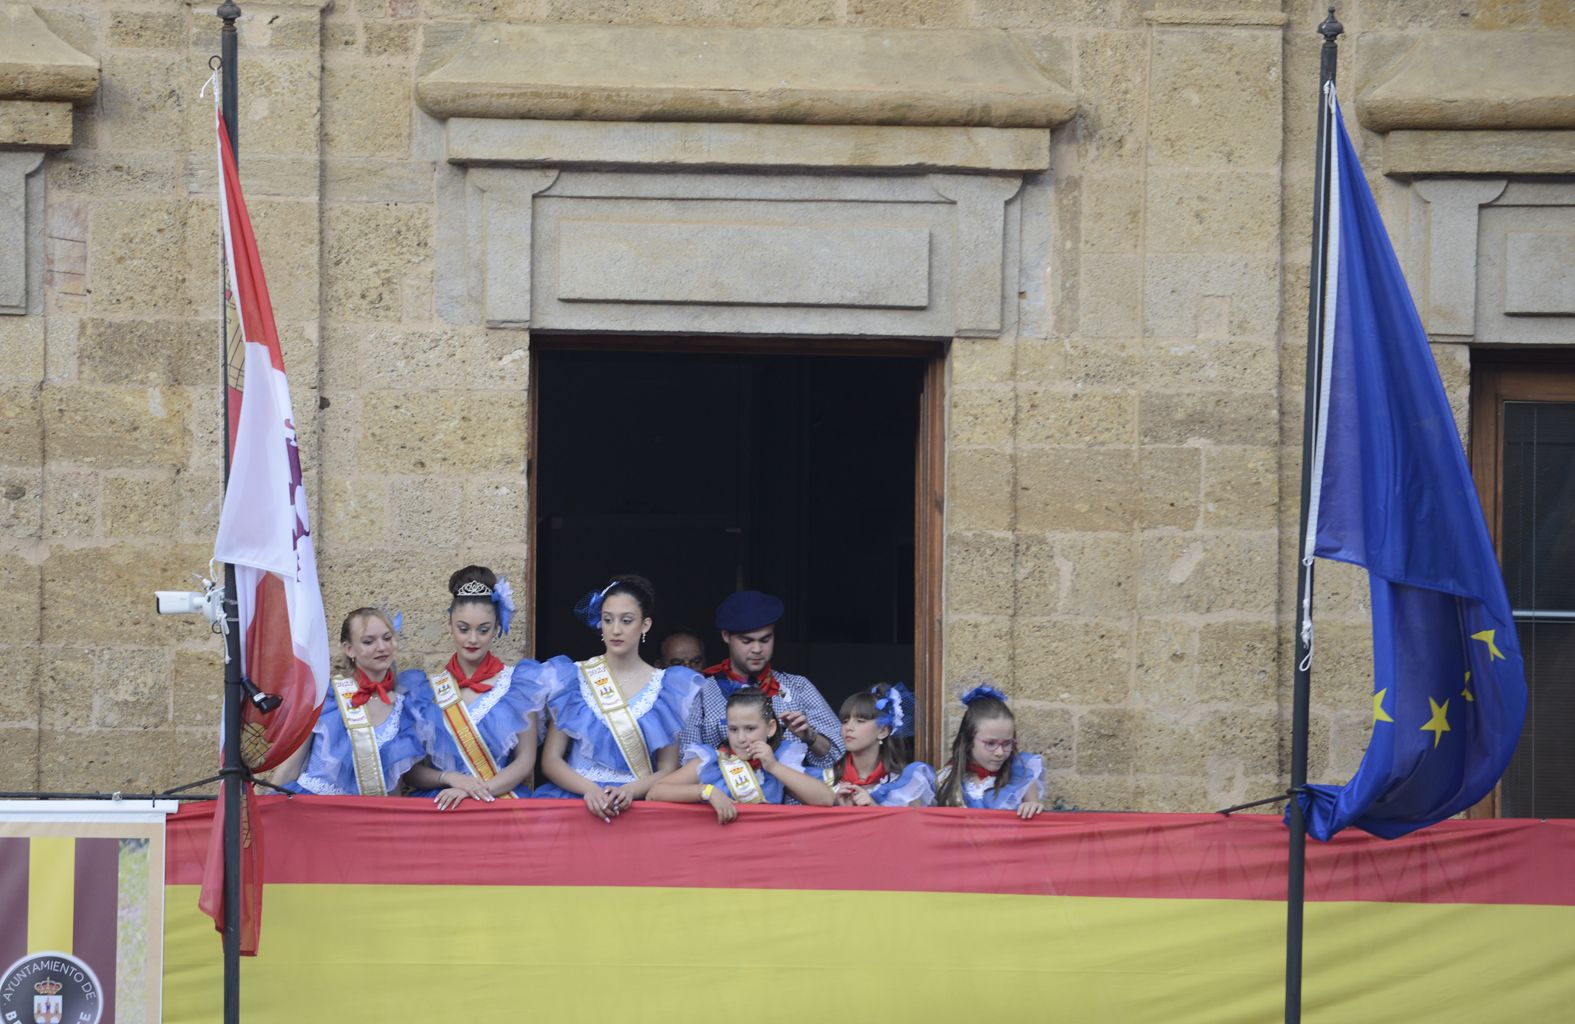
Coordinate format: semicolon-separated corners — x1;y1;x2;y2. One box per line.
531;344;927;716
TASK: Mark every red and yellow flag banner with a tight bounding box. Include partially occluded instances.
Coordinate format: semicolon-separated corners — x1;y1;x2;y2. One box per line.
163;798;1575;1022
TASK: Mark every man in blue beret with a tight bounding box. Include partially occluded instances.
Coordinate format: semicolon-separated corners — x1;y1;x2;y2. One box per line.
679;590;843;770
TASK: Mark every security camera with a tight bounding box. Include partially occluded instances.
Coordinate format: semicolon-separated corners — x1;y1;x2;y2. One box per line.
155;574;226;627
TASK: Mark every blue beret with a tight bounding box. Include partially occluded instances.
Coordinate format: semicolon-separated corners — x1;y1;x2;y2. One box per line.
715;590;784;632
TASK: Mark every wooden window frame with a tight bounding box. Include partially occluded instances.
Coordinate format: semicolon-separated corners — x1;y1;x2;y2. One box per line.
525;334;949;765
1467;349;1575;817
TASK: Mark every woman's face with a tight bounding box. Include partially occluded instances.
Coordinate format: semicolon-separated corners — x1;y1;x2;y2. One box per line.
449;602;498;668
840;713;889;756
969;715;1017;774
343;614;396;678
599;593;650;656
726;705;776;753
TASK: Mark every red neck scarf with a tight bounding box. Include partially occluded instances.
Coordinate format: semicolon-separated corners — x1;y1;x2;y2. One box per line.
841;757;888;788
704;659;780;698
350;667;394;708
720;745;763;771
446;652;505;694
966;761;998;781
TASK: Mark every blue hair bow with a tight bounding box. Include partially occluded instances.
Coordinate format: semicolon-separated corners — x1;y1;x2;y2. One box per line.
960;684;1009;708
491;577;515;635
873;683;909;734
573;581;616;630
391;610;403;633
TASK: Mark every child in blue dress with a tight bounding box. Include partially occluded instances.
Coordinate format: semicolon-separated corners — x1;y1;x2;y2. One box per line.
832;683;935;808
934;686;1046;819
403;565;549;809
271;607;424;797
649;687;836;823
537;575;704;821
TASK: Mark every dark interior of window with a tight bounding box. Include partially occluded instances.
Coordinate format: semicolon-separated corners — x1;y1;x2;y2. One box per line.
532;346;922;714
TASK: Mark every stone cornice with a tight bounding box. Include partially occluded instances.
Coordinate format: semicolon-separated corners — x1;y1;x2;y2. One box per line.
417;24;1076;129
0;3;99;105
1358;32;1575;133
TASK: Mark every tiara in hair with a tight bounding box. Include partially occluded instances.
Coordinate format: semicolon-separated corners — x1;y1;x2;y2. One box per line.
456;579;493;598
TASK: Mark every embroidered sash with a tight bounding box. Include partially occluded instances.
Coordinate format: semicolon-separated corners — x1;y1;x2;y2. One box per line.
428;671;517;799
716;753;767;804
578;657;654;778
331;676;387;797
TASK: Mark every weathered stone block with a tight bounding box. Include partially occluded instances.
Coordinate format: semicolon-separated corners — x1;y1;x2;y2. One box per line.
1137;532;1278;615
1075;707;1135;774
1080;172;1142;252
946;531;1016;616
107;11;182;49
950;338;1014;386
847;0;968;28
1146;169;1280;255
89;199;191;317
947;448;1013;532
40;543;212;644
1138;446;1201;529
324;203;434;322
42;383;188;467
943;615;1014;688
1078;253;1141;338
1014;703;1073;771
1137;338;1280;392
0;100;72;148
42;467;95;538
359;390;525;475
94;647;173;728
249;198;322;323
1138;390;1277;446
1148;28;1282;168
1013;618;1130;704
0;469;40;539
1196;620;1278;704
1134;616;1193;703
324;62;412;158
1072;29;1148;164
1016;533;1138;617
102;473;175;537
1143;253;1280;339
77;318;214;386
463;477;527;539
39;725;175;791
1017;448;1136;533
1016;338;1136;390
173;647;224;728
1133;774;1210;813
948;386;1014;447
1203;445;1277;528
1018;389;1134;446
39;647;94;729
1054;772;1134;813
0;725;38;788
0;645;38;724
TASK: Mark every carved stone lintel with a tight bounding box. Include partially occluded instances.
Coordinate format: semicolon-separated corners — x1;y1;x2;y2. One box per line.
1410;178;1507;338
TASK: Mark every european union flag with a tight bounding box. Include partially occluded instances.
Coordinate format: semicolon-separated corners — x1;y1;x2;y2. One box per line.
1296;93;1527;841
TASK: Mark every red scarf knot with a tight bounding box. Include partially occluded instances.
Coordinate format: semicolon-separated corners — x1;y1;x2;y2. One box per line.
705;659;780;698
721;746;763;771
446;652;505;694
966;761;998;781
841;758;888;788
350;668;395;708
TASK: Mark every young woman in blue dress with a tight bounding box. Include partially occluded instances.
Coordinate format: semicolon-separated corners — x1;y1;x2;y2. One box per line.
934;686;1046;819
649;686;836;822
536;575;704;821
832;683;936;808
403;565;549;809
271;607;424;796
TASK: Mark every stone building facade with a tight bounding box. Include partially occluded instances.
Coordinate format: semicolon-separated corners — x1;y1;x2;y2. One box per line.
1;0;1571;811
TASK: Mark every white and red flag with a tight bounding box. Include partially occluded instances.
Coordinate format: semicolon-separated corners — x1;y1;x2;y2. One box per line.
198;106;331;955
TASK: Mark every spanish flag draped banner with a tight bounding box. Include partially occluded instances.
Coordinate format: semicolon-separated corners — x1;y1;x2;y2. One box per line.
163;799;1575;1022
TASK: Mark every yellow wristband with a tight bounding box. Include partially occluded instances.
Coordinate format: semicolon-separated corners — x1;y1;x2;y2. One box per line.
700;784;715;801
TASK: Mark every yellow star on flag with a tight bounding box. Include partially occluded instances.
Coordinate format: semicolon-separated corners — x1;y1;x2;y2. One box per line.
1372;688;1394;724
1420;697;1451;748
1462;670;1474;703
1470;629;1504;661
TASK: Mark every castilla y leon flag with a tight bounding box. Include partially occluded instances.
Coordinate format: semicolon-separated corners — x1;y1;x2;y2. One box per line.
198;105;331;954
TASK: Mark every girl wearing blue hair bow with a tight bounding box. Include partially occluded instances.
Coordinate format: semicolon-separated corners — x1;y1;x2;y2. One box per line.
537;575;705;821
403;565;549;808
935;686;1046;819
832;684;935;808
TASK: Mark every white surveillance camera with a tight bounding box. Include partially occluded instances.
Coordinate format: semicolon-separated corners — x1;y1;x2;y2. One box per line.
156;590;208;616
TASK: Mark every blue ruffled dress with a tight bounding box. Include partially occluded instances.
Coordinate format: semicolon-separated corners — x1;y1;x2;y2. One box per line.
688;736;827;805
535;656;703;796
938;753;1045;810
281;681;425;796
402;661;550;798
863;762;938;807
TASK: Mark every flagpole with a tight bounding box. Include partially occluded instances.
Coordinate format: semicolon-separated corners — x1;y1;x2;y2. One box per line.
1286;9;1342;1023
216;3;244;1023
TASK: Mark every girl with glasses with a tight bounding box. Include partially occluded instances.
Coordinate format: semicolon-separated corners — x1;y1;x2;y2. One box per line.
934;686;1046;819
831;683;935;808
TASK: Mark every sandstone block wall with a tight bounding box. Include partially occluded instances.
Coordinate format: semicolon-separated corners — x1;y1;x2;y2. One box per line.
2;0;1561;807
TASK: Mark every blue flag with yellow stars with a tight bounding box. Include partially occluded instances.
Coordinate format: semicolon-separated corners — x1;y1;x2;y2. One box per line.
1295;93;1527;841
